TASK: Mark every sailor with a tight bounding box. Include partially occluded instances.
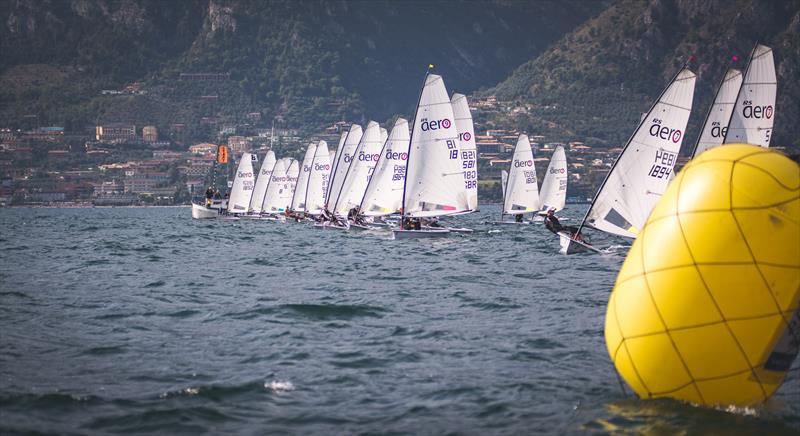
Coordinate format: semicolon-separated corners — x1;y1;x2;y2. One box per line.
213;190;221;199
205;186;214;206
515;214;523;223
544;209;564;234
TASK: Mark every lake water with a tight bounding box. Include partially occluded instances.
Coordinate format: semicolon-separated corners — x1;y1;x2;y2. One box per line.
1;206;797;434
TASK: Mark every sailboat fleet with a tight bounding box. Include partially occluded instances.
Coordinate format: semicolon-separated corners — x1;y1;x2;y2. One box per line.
193;43;779;252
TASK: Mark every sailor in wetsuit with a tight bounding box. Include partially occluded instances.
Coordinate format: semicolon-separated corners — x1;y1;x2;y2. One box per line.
205;186;214;206
544;209;588;243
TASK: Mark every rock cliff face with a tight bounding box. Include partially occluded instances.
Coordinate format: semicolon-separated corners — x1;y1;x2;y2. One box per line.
490;0;800;148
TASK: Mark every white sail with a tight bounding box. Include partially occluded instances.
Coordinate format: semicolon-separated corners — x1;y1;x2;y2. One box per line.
327;124;363;209
585;68;696;238
290;143;317;212
503;135;539;215
691;69;743;158
249;150;276;213
332;121;383;217
451;93;478;211
538;145;568;213
261;158;288;213
380;128;388;147
305;140;331;215
227;152;257;213
403;74;468;217
724;44;776;147
279;159;299;212
403;74;469;217
361;118;410;216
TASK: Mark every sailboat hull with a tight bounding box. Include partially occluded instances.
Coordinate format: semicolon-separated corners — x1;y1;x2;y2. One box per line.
492;221;531;226
393;228;451;239
558;231;601;255
191;203;219;219
313;222;349;231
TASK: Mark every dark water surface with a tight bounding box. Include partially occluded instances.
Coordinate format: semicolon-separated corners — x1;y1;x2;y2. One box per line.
1;206;797;434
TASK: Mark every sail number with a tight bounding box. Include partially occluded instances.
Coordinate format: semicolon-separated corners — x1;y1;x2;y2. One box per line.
446;139;458;159
648;150;676;179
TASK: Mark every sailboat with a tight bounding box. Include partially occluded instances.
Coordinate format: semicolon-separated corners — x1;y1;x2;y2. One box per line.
289;143;317;217
537;144;568;216
559;66;697;254
225;152;257;217
304;140;331;217
494;134;539;225
356;118;410;228
191;144;232;219
690;69;743;159
394;72;469;239
280;159;300;215
261;158;289;218
326;125;363;210
331;121;384;221
247;150;277;215
723;44;777;147
451;93;478;212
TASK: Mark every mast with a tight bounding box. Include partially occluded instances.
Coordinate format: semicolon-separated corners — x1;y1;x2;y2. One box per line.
574;62;690;238
400;66;433;229
690;63;736;159
722;43;757;144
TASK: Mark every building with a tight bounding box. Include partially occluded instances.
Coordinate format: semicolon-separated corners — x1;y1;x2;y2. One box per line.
227;136;249;153
189;143;217;155
142;126;158;143
96;123;136;142
152;150;183;160
124;171;170;193
93;180;124;197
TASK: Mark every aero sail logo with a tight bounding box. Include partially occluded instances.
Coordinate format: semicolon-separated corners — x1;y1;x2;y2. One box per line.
514;160;533;168
358;151;380;162
742;101;773;119
420;118;451;131
385;150;408;161
649;120;682;143
459;132;472;142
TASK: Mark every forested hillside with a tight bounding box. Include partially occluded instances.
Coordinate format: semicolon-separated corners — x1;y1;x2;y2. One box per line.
488;0;800;150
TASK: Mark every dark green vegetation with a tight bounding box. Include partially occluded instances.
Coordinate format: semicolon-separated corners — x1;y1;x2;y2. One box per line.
489;0;800;150
1;0;798;152
0;0;602;139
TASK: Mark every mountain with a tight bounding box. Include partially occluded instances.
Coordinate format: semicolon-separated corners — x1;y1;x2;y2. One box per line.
0;0;605;140
488;0;800;152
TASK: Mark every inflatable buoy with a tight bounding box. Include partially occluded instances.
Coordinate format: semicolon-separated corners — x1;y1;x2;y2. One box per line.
605;144;800;407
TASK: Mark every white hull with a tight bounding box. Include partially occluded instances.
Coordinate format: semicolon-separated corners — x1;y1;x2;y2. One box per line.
313;222;349;231
192;203;219;219
492;221;530;226
558;231;601;255
445;227;473;233
393;228;451;239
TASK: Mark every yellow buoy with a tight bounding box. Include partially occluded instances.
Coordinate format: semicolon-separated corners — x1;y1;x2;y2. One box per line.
605;144;800;407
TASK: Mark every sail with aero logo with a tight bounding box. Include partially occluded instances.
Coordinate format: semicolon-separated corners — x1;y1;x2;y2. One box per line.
360;118;410;216
290;143;317;213
227;152;257;214
503;134;539;215
691;69;743;159
538;145;568;213
249;150;276;213
724;44;776;147
401;74;468;218
566;67;695;252
261;158;288;214
279;159;299;212
332;121;383;217
326;124;363;208
326;132;346;202
451;93;478;212
305;140;330;216
380;127;388;148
